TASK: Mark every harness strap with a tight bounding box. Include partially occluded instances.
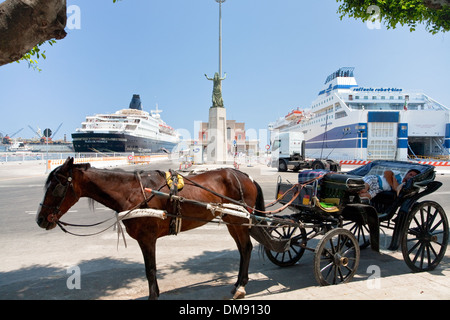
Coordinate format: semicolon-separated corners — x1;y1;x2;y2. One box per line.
172;169;250;209
168;169;182;235
172;169;327;215
135;171;148;202
228;169;246;206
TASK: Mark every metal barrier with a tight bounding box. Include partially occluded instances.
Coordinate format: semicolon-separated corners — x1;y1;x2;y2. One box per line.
46;154;170;171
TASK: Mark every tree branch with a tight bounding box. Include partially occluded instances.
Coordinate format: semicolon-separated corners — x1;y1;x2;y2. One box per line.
423;0;450;9
0;0;67;66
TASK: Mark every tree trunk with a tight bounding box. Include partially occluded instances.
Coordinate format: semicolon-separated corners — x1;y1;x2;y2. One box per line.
0;0;67;67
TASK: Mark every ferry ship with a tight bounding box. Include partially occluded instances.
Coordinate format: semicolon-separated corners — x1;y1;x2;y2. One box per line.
72;94;179;153
269;67;449;161
7;140;32;152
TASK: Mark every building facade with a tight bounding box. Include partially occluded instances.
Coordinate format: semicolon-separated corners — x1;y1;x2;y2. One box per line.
198;120;259;157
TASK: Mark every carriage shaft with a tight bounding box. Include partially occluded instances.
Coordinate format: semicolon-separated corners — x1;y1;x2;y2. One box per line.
145;188;302;228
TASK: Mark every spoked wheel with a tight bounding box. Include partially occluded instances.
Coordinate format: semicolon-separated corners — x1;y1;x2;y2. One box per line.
314;228;360;286
343;220;371;249
401;201;449;272
264;223;307;267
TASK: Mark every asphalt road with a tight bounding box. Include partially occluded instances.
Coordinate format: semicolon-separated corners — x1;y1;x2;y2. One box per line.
0;160;449;301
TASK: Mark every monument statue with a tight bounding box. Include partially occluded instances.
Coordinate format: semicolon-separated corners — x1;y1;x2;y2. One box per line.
205;72;226;108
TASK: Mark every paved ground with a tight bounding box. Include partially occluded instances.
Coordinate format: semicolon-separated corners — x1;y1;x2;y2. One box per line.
0;159;448;303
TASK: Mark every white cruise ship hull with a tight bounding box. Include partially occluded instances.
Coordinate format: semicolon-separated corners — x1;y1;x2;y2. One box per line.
72;132;177;153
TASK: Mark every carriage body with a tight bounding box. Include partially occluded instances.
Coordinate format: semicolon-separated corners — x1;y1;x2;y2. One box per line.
268;160;449;284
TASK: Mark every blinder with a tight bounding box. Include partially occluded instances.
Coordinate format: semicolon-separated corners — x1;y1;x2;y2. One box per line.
40;169;74;222
52;172;73;197
53;183;68;198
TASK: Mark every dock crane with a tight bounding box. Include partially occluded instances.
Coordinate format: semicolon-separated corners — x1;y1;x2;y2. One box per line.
1;128;24;144
28;123;63;143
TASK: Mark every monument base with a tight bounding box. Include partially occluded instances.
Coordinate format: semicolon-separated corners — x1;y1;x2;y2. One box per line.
207;106;227;164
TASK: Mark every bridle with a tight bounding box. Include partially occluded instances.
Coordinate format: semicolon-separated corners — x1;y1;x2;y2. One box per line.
40;168;75;223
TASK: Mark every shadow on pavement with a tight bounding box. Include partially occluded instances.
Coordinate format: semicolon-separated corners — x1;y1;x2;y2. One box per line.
1;244;448;300
0;257;145;300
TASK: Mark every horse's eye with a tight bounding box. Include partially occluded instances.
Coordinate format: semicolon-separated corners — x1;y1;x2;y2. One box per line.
52;184;66;197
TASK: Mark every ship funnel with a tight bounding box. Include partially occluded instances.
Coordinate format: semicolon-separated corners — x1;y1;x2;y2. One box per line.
129;94;143;110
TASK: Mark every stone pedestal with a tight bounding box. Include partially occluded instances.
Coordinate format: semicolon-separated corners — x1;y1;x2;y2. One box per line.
207;106;227;163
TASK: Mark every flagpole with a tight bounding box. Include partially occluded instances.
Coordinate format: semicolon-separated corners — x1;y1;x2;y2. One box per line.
216;0;226;78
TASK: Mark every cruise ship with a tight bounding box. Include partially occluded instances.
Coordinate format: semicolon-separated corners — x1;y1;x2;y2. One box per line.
72;94;179;153
269;67;449;161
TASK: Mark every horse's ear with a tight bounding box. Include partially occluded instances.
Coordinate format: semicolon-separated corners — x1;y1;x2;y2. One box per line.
62;157;74;170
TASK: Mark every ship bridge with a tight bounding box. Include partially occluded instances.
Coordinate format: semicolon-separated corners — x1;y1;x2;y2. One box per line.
318;67;358;97
324;67;355;84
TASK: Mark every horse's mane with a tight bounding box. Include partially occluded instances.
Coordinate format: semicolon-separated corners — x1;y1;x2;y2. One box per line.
85;168;165;211
45;163;91;189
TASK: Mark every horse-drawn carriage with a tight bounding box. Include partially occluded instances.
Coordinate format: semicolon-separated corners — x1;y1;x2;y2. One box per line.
36;158;449;299
265;160;448;285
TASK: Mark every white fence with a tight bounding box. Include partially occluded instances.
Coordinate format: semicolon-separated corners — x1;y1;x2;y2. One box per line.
0;152;170;171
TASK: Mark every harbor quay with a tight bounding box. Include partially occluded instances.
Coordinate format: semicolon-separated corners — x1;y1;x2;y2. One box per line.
2;154;450;180
0;158;448;301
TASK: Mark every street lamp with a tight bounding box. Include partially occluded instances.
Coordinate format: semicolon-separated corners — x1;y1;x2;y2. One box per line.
215;0;226;78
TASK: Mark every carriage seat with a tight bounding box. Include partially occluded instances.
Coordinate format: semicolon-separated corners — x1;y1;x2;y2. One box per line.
321;173;366;193
346;160;436;188
296;170;366;208
345;160;436;210
319;173;365;207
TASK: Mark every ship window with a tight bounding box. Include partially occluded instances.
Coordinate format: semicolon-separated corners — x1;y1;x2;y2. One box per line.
364;96;368;100
390;96;395;100
372;96;377;100
335;111;347;119
381;96;386;100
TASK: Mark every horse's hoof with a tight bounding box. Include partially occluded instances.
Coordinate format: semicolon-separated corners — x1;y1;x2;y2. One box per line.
232;286;246;300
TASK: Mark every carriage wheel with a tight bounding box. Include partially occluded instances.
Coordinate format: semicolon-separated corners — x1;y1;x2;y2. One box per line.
401;201;449;272
264;223;307;267
313;228;360;286
343;220;371;249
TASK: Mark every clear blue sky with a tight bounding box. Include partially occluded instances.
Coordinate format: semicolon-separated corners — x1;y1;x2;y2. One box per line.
1;0;449;145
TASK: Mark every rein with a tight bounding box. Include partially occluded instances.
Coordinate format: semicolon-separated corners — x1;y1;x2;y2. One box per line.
173;169;330;215
173;169;250;208
45;170;155;242
46;167;325;240
172;169;315;215
58;169;251;237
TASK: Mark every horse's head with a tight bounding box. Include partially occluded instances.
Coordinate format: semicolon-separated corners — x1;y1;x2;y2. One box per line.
36;157;86;230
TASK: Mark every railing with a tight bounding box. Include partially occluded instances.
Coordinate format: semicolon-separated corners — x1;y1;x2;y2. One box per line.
0;152;165;163
407;154;450;161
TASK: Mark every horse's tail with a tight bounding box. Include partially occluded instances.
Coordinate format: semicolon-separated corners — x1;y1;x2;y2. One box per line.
250;179;291;254
253;180;265;216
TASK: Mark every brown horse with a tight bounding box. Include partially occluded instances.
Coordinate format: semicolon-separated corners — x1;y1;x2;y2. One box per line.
36;157;266;299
